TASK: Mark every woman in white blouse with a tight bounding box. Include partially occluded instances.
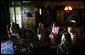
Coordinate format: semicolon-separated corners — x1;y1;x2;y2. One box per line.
49;22;60;45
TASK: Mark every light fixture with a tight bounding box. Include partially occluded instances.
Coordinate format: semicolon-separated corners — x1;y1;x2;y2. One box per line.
69;6;72;10
64;6;72;10
70;20;76;23
39;8;42;15
67;15;76;23
64;6;68;10
23;1;31;3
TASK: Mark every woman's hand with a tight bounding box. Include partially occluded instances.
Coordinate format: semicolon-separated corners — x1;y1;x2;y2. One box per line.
52;33;58;37
41;34;45;39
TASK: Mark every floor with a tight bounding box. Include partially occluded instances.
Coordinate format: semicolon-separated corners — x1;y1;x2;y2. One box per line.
1;36;84;54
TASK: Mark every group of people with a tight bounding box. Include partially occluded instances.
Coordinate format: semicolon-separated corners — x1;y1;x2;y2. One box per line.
8;22;84;54
37;22;75;54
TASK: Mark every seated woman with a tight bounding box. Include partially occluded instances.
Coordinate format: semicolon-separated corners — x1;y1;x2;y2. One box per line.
49;22;60;45
37;22;46;40
11;22;20;39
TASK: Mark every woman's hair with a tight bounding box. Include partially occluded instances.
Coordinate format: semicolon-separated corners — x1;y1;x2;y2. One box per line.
39;22;42;27
53;22;57;26
64;26;68;32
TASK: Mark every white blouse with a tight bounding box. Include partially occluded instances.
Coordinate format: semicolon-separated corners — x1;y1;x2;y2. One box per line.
52;27;59;34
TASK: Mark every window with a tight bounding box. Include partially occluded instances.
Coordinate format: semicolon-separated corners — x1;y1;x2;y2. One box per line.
9;7;15;23
9;6;22;28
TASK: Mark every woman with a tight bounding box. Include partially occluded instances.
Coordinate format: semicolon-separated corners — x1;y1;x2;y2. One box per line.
49;22;60;45
37;23;46;40
59;26;72;54
11;22;20;39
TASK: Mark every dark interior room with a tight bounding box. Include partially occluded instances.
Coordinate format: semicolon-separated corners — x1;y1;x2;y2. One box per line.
1;1;84;54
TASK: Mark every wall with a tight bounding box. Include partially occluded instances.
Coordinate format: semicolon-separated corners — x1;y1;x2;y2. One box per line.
21;5;36;29
1;1;10;36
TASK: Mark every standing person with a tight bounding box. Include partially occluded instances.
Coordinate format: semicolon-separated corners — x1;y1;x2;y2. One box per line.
59;26;72;54
37;22;46;40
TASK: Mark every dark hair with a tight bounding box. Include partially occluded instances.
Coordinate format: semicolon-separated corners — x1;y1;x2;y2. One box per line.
39;22;42;27
64;26;68;32
53;22;57;26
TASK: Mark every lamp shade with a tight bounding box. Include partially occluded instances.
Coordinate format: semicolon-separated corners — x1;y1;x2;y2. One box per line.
64;6;72;10
67;15;76;23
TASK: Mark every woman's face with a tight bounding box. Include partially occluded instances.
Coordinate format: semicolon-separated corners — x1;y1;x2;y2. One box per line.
41;24;44;29
68;27;72;32
53;24;55;27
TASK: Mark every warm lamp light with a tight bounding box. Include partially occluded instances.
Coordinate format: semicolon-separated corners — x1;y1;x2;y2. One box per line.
64;6;68;10
69;6;72;10
39;8;42;15
64;6;72;10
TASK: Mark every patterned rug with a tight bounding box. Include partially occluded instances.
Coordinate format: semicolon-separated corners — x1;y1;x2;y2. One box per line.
1;40;14;54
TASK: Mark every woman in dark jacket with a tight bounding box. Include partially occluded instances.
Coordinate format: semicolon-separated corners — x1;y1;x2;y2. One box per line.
59;26;72;54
